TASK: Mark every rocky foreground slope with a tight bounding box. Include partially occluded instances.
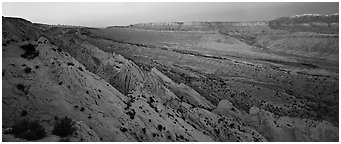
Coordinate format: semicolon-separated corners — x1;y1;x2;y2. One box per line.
2;36;268;142
2;16;339;142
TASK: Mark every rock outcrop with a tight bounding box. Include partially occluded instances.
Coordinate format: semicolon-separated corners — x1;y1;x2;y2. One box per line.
213;99;339;142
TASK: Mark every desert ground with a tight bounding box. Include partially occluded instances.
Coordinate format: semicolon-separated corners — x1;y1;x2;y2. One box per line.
2;13;339;142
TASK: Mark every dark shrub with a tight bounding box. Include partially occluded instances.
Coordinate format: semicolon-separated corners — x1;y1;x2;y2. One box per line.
20;110;28;117
149;97;155;103
125;100;132;110
17;84;25;91
16;84;28;95
142;128;146;134
67;62;74;66
228;123;235;128
126;109;136;119
157;125;163;131
20;44;39;59
52;116;76;137
11;119;46;140
24;67;32;73
120;127;127;132
77;67;83;71
179;135;184;139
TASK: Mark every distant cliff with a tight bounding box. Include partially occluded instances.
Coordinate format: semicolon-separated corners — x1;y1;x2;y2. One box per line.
268;13;338;34
125;21;271;34
111;14;338;34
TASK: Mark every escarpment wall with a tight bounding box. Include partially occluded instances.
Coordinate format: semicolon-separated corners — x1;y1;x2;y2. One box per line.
269;15;339;34
127;15;338;34
128;21;274;34
254;32;339;60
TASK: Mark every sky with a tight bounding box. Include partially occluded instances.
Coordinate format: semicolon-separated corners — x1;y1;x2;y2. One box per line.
2;2;339;28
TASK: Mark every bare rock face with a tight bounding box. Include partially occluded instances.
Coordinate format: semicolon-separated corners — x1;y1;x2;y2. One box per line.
168;83;215;109
212;99;339;142
112;60;146;95
151;68;215;110
247;106;339;142
2;37;131;141
212;99;246;119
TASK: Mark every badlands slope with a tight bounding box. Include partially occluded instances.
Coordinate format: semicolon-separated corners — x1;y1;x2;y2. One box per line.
2;15;339;142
